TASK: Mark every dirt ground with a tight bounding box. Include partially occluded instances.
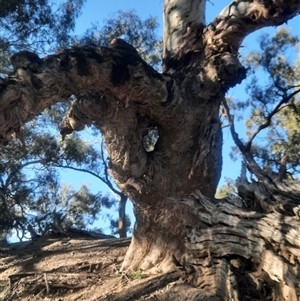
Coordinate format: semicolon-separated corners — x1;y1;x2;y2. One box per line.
0;235;178;301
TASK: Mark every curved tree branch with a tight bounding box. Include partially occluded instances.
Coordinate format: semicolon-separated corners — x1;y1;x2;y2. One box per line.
53;163;120;196
0;40;171;145
245;88;300;150
100;141;110;184
222;83;300;182
204;0;300;55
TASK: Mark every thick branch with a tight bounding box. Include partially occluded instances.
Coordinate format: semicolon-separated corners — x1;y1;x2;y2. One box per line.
177;183;300;299
204;0;300;54
0;40;169;145
59;63;223;201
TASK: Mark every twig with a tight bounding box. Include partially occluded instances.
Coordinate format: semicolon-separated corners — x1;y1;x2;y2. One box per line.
44;273;50;294
8;271;93;292
245;89;300;150
46;284;87;289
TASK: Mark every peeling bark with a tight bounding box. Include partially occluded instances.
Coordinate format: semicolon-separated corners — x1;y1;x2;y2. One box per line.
204;0;300;56
163;0;206;70
173;179;300;300
0;1;300;300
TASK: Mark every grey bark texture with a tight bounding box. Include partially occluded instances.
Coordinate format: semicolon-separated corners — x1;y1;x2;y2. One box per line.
0;1;300;300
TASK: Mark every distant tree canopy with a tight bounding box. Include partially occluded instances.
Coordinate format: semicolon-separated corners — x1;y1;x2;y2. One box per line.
0;123;117;241
220;27;300;183
242;28;300;179
0;0;102;241
0;0;85;51
0;0;86;75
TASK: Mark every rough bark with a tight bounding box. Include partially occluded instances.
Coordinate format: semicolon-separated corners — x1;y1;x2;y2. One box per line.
174;179;300;300
0;1;300;300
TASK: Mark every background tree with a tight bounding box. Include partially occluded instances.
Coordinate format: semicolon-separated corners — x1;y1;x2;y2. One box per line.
0;0;98;242
49;131;132;238
0;124;116;241
0;1;300;300
217;27;300;198
224;27;300;181
215;178;237;199
0;0;85;54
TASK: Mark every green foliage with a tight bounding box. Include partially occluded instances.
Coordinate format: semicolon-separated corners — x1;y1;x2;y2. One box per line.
0;0;85;53
0;124;116;241
27;183;108;235
230;27;300;178
215;179;237;199
131;269;143;281
0;0;85;76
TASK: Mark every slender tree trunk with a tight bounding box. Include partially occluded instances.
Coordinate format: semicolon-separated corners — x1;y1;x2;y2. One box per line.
0;0;300;300
118;194;128;238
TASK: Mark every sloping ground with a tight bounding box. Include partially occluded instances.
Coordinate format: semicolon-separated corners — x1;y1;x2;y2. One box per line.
0;236;140;300
0;236;182;301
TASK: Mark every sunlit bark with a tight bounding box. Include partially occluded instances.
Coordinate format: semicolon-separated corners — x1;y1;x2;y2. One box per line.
0;1;300;300
163;0;206;63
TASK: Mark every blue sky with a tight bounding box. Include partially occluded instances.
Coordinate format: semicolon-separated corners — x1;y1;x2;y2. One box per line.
62;1;300;234
74;1;230;34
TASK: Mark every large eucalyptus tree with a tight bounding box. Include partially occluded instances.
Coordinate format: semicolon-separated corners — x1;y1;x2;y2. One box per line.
0;1;300;299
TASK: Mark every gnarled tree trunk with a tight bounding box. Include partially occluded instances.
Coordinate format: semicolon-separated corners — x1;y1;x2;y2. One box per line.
0;1;300;300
